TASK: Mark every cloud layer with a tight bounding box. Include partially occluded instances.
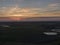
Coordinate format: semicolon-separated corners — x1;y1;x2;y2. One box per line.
0;3;60;17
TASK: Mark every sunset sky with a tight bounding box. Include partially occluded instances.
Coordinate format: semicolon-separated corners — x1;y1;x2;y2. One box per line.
0;0;60;17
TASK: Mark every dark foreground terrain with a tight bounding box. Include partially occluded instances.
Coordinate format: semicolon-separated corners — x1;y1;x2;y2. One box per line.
0;21;60;45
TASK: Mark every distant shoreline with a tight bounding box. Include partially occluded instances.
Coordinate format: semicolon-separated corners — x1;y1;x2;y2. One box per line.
0;17;60;22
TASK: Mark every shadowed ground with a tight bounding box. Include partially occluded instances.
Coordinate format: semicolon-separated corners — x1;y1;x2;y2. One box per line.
0;21;60;45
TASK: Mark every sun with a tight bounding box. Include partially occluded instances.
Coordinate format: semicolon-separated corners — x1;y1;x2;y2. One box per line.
9;15;24;21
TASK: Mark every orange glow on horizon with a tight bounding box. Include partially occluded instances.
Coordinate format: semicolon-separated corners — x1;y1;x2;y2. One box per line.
9;17;24;21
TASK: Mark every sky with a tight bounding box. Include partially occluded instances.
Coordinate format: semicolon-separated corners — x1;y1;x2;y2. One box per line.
0;0;60;17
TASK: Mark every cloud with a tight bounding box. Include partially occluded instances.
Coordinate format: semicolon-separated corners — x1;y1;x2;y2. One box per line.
48;3;58;7
0;4;60;17
43;3;60;13
48;3;60;8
